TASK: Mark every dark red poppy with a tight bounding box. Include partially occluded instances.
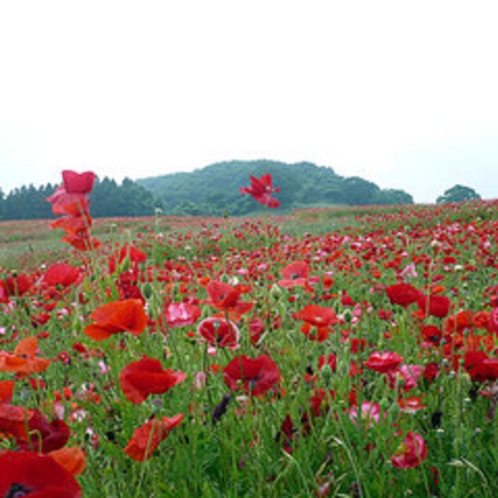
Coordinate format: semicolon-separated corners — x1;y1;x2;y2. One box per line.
278;261;310;288
205;281;254;316
463;351;498;383
42;263;81;288
239;174;281;208
62;170;96;194
119;356;186;404
0;451;82;497
365;351;404;374
390;432;427;468
84;299;148;341
17;417;71;454
124;413;184;461
385;283;421;308
0;404;69;453
164;302;202;328
223;354;280;396
417;294;451;318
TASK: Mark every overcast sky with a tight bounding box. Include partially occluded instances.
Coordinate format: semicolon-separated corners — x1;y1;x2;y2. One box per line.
1;1;497;203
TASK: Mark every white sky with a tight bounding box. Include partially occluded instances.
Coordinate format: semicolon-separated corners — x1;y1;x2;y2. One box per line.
1;0;497;203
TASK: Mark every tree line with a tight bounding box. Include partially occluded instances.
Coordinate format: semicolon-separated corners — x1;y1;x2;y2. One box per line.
0;177;157;221
1;161;482;221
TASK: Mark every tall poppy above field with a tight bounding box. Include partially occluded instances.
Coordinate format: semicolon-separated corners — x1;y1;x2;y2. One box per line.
47;169;101;251
239;174;281;208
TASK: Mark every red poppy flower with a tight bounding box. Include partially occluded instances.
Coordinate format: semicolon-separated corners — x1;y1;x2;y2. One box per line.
463;351;498;383
124;413;184;461
0;273;33;303
223;354;280;396
0;337;51;376
0;380;14;404
119;356;186;404
397;396;426;413
17;417;71;454
49;447;86;476
386;364;424;392
47;186;91;217
365;351;404;374
164;302;202;328
349;401;382;427
197;317;240;350
295;304;338;342
61;232;102;252
385;283;421;308
417;294;451;318
278;261;310;288
42;263;81;288
50;214;92;235
62;170;96;194
390;432;427;468
239;174;281;208
205;281;254;316
84;299;148;341
0;404;69;453
0;451;82;497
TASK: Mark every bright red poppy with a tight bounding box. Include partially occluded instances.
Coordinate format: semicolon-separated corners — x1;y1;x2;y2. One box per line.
0;273;33;303
0;380;14;404
0;337;51;376
0;451;82;497
417;294;451;318
42;263;81;288
365;351;404;374
124;413;184;461
119;356;186;404
239;174;281;208
278;261;310;288
84;299;148;341
62;170;96;194
223;354;280;396
385;283;421;308
295;304;338;342
205;281;254;316
390;432;427;468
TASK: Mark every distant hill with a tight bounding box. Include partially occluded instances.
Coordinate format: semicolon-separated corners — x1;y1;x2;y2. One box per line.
137;160;413;216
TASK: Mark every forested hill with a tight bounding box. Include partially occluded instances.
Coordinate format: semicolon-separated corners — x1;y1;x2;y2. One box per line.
137;160;413;216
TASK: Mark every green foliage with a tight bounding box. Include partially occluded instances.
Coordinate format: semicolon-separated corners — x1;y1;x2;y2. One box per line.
0;178;157;220
138;160;414;215
436;184;482;204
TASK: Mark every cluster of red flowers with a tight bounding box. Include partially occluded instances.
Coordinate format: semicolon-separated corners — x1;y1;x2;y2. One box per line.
46;170;101;251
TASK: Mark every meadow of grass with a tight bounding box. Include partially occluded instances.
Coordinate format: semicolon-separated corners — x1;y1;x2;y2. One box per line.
1;198;498;497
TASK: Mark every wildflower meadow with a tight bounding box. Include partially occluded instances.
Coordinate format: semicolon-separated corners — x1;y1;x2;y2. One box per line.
1;170;498;497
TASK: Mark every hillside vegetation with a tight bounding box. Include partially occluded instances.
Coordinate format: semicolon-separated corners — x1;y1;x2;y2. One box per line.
138;160;413;215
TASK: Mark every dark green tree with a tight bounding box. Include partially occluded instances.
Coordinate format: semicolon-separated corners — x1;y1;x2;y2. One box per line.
373;189;414;205
436;185;481;204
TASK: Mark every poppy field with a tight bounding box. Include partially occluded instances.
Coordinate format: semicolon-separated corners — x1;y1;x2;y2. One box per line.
1;171;498;497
